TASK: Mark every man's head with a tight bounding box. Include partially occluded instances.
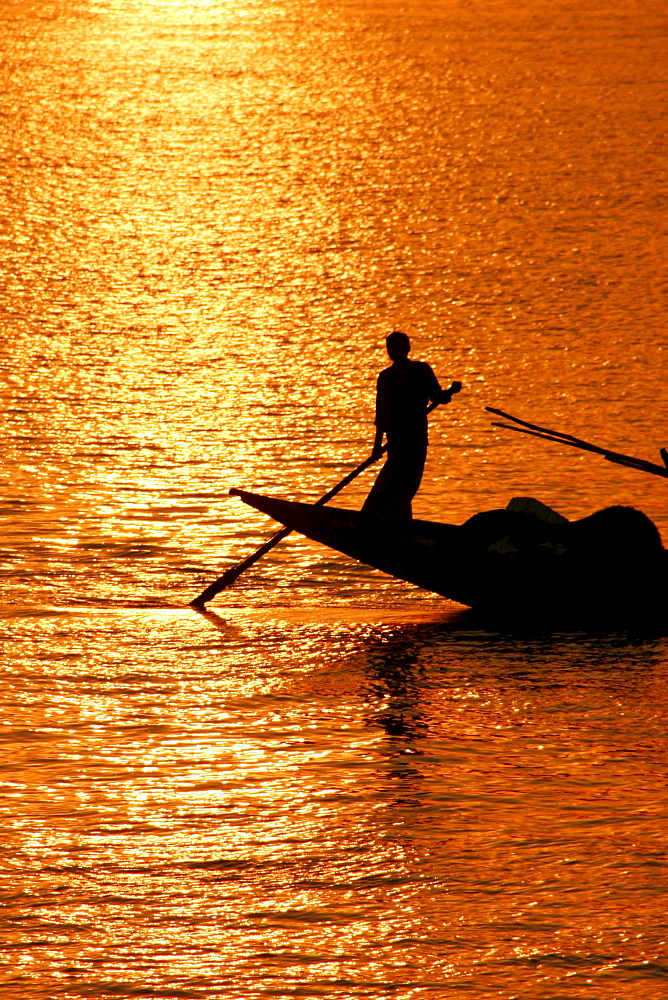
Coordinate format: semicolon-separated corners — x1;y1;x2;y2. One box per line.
386;330;410;361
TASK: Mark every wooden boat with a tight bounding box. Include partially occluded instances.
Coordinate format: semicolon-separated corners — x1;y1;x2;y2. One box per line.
231;488;668;620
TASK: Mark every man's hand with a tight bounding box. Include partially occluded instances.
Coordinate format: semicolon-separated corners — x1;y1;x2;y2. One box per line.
370;426;385;462
441;380;463;404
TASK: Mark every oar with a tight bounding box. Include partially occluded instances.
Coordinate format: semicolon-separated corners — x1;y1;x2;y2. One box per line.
486;406;668;479
190;381;462;609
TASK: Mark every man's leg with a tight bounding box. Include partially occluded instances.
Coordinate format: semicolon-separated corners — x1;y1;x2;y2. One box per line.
362;445;427;519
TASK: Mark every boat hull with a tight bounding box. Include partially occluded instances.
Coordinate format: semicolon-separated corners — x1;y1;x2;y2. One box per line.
231;489;668;620
232;489;476;603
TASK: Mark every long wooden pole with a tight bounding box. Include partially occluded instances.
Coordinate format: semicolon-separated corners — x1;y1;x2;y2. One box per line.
190;383;461;609
486;406;668;479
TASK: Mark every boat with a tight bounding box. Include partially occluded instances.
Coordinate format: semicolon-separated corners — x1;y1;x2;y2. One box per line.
230;488;668;620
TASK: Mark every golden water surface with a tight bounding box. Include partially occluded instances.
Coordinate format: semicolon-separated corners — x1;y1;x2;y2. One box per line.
1;1;667;998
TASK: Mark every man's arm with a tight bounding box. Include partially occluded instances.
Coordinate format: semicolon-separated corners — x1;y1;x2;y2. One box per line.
422;362;444;403
423;363;461;405
370;371;388;459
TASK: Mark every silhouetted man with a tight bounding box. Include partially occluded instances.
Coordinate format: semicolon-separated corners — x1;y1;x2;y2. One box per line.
362;330;459;519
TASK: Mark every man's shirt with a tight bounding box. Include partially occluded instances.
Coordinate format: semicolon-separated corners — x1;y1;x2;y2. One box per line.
375;359;442;445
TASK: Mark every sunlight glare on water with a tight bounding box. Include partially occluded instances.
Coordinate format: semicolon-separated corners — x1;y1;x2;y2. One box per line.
2;607;668;998
1;0;667;997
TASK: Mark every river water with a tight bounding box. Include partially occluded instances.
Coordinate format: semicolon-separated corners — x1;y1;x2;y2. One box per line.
1;1;667;997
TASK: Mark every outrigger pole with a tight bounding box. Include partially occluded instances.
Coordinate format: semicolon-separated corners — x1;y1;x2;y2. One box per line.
190;382;463;609
487;407;668;479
